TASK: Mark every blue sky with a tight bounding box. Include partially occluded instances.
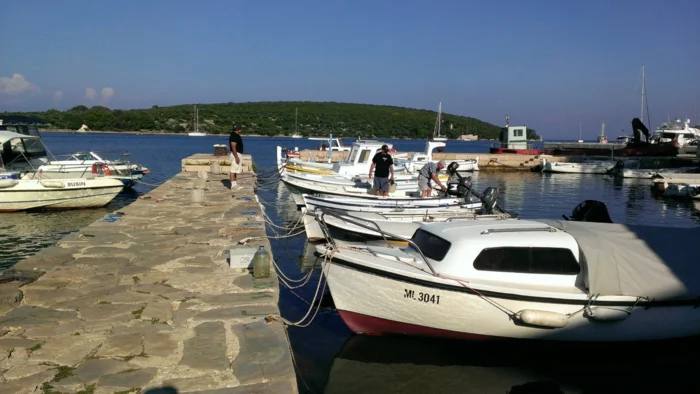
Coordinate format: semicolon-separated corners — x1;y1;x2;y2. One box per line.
2;0;699;138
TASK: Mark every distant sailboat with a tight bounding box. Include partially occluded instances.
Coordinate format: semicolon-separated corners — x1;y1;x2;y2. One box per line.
291;108;302;138
188;105;207;136
432;102;448;141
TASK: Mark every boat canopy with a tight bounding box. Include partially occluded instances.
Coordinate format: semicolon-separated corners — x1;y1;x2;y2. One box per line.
536;220;700;300
0;130;40;145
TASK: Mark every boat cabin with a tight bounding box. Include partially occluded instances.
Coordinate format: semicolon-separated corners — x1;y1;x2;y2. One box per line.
406;220;582;289
498;125;529;150
650;119;700;147
0;116;51;171
333;140;394;176
310;137;351;152
394;141;446;172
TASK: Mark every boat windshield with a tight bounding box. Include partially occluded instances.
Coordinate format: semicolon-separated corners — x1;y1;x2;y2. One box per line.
409;229;451;262
347;147;359;163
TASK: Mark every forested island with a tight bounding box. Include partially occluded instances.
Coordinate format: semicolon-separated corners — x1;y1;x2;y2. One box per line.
4;101;540;140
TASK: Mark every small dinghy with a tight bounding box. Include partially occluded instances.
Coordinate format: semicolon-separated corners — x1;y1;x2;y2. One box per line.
317;201;700;342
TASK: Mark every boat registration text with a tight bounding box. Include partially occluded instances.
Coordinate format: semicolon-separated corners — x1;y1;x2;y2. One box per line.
403;288;440;305
67;181;87;187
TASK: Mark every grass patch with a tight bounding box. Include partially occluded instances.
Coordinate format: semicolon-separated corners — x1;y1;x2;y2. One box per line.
28;343;42;352
52;365;76;381
97;300;111;305
150;318;161;324
157;294;169;300
132;276;140;284
131;305;146;319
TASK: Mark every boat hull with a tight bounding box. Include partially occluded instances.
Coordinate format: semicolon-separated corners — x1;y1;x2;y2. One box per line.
324;258;700;342
0;179;124;212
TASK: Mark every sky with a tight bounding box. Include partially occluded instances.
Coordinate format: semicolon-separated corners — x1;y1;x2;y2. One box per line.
1;0;699;138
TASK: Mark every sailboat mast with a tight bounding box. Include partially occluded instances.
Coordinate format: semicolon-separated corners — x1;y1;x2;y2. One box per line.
295;108;298;133
640;65;645;121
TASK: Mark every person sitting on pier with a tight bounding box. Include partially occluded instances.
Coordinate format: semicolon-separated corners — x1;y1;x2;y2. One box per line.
418;160;447;197
368;144;394;196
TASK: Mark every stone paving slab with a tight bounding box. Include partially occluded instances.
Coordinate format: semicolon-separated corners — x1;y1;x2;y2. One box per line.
0;169;298;393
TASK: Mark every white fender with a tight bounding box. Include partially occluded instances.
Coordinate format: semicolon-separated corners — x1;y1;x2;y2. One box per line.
40;180;65;188
517;309;569;329
0;179;19;189
584;306;631;322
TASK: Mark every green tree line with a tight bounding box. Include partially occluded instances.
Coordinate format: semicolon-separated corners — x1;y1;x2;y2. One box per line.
4;101;539;140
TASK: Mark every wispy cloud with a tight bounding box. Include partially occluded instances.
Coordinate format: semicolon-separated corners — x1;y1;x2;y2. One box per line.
84;87;97;100
0;73;40;96
52;90;64;103
100;87;115;104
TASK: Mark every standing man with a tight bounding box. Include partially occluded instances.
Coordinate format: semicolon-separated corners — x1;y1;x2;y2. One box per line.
229;124;244;189
417;160;447;197
368;144;394;196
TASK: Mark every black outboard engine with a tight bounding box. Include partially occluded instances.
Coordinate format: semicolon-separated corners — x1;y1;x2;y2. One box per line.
446;161;460;177
480;187;499;214
446;175;472;197
563;200;614;223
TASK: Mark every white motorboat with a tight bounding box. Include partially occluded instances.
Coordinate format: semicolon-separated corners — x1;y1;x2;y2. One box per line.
1;129;149;187
541;158;639;175
302;193;483;214
314;207;515;241
282;172;423;199
284;171;421;192
0;175;125;212
318;218;700;342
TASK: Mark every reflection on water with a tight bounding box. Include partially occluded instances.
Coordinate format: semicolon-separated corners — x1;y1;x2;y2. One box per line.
324;335;700;394
0;190;140;270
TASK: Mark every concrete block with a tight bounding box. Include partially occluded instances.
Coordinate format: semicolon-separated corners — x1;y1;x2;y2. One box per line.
227;248;256;269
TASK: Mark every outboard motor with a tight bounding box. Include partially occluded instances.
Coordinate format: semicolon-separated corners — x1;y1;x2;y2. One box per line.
446;161;460;176
480;187;500;214
605;159;625;175
446;175;472;197
563;200;614;223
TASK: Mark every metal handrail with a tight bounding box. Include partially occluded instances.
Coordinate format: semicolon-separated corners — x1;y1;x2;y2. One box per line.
480;227;555;235
313;207;438;276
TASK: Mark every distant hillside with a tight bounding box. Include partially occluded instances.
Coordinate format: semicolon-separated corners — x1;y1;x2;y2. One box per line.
4;101;539;140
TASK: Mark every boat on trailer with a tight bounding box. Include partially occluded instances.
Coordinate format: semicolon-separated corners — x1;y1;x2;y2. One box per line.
317;214;700;342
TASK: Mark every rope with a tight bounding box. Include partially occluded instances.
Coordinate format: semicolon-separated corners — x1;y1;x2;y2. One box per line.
277;256;330;327
436;273;517;317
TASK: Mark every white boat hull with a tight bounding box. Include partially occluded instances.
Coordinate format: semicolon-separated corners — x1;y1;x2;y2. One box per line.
320;211;513;240
303;194;481;214
0;178;124;212
542;159;637;175
323;256;700;342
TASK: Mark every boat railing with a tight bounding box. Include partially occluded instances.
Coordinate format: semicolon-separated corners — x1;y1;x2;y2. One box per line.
313;207;437;276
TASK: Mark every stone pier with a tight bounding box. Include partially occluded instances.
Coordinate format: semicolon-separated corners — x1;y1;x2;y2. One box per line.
0;154;298;394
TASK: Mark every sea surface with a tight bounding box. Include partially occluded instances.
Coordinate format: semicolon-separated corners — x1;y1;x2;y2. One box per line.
2;133;700;393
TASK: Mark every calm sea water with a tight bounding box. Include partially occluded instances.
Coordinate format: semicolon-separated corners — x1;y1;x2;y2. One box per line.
3;133;700;393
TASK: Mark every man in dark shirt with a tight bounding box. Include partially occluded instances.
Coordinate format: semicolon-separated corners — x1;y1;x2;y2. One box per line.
229;124;244;189
368;144;394;196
